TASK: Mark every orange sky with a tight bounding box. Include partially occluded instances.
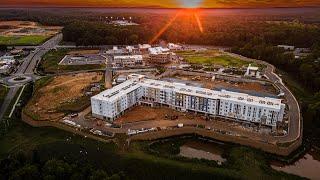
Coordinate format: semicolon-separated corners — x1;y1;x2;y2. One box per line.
2;0;320;8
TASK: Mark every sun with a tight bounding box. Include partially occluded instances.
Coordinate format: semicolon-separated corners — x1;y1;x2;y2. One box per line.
178;0;204;8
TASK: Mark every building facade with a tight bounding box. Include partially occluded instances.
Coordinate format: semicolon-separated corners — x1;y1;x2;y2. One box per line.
112;55;143;67
91;74;285;127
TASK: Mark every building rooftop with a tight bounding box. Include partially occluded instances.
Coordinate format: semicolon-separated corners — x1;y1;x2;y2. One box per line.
113;55;143;61
92;75;283;110
148;47;170;55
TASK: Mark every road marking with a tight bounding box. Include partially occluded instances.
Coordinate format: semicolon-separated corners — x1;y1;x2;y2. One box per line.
9;85;26;118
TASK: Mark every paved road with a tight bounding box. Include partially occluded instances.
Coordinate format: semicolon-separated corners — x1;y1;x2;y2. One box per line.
0;33;63;121
227;52;301;143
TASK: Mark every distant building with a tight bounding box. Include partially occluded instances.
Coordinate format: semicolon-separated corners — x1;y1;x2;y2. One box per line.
105;46;126;55
112;55;143;67
167;43;182;50
149;53;174;64
245;64;261;78
10;49;23;56
147;46;174;64
91;74;285;127
138;44;151;50
148;47;170;55
0;55;15;67
0;64;11;74
110;20;139;26
277;45;295;51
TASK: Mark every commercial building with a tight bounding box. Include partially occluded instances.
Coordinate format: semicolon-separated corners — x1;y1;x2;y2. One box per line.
148;47;175;64
277;45;295;51
91;74;285;127
244;64;261;78
112;55;143;67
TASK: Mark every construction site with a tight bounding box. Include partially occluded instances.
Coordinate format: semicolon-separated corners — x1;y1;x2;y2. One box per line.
24;72;103;121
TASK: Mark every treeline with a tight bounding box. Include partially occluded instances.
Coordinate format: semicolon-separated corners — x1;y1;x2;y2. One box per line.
60;15;320;48
0;154;122;180
62;21;142;45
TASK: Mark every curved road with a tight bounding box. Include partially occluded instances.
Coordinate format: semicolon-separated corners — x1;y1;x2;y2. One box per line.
0;33;63;121
227;52;301;143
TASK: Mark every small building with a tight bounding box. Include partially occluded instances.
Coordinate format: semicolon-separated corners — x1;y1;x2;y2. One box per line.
113;55;143;67
10;49;23;56
0;55;15;66
149;53;174;64
0;65;11;74
105;46;126;55
245;64;260;78
116;75;127;84
167;43;182;50
277;45;295;51
148;47;170;55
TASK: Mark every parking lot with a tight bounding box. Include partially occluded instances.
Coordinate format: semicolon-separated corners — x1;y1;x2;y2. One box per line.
59;54;107;65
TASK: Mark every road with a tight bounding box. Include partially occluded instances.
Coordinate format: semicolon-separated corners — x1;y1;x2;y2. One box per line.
227;52;301;143
0;33;63;121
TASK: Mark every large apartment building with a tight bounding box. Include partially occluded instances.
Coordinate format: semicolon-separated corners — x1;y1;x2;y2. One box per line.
91;74;285;127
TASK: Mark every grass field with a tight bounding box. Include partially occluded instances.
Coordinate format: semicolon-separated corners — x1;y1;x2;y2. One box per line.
177;50;257;68
0;35;49;46
39;49;105;74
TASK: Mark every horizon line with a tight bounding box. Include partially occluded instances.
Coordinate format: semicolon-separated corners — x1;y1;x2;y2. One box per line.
0;5;320;9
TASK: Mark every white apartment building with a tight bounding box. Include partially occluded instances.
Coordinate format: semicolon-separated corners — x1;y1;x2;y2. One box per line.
91;74;285;127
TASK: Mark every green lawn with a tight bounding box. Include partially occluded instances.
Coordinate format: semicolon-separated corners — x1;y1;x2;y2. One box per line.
0;35;49;46
177;50;258;68
39;49;105;74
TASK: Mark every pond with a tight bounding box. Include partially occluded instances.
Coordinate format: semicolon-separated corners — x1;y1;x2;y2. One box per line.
271;149;320;179
179;140;226;164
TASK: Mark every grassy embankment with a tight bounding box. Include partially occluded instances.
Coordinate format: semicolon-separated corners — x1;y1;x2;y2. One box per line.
0;85;9;108
0;35;49;46
177;50;261;68
38;48;105;74
24;76;94;121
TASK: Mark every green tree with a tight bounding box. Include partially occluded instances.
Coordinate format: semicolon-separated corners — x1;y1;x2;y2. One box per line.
89;170;109;180
9;164;40;180
42;159;72;180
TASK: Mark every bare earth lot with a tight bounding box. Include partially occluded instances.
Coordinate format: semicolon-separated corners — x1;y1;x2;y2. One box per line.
115;106;190;124
25;72;102;121
171;74;278;95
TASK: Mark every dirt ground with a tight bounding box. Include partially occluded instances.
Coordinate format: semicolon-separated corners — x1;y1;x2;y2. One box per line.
26;72;102;121
0;21;62;36
172;74;277;95
115;106;206;124
68;49;100;55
